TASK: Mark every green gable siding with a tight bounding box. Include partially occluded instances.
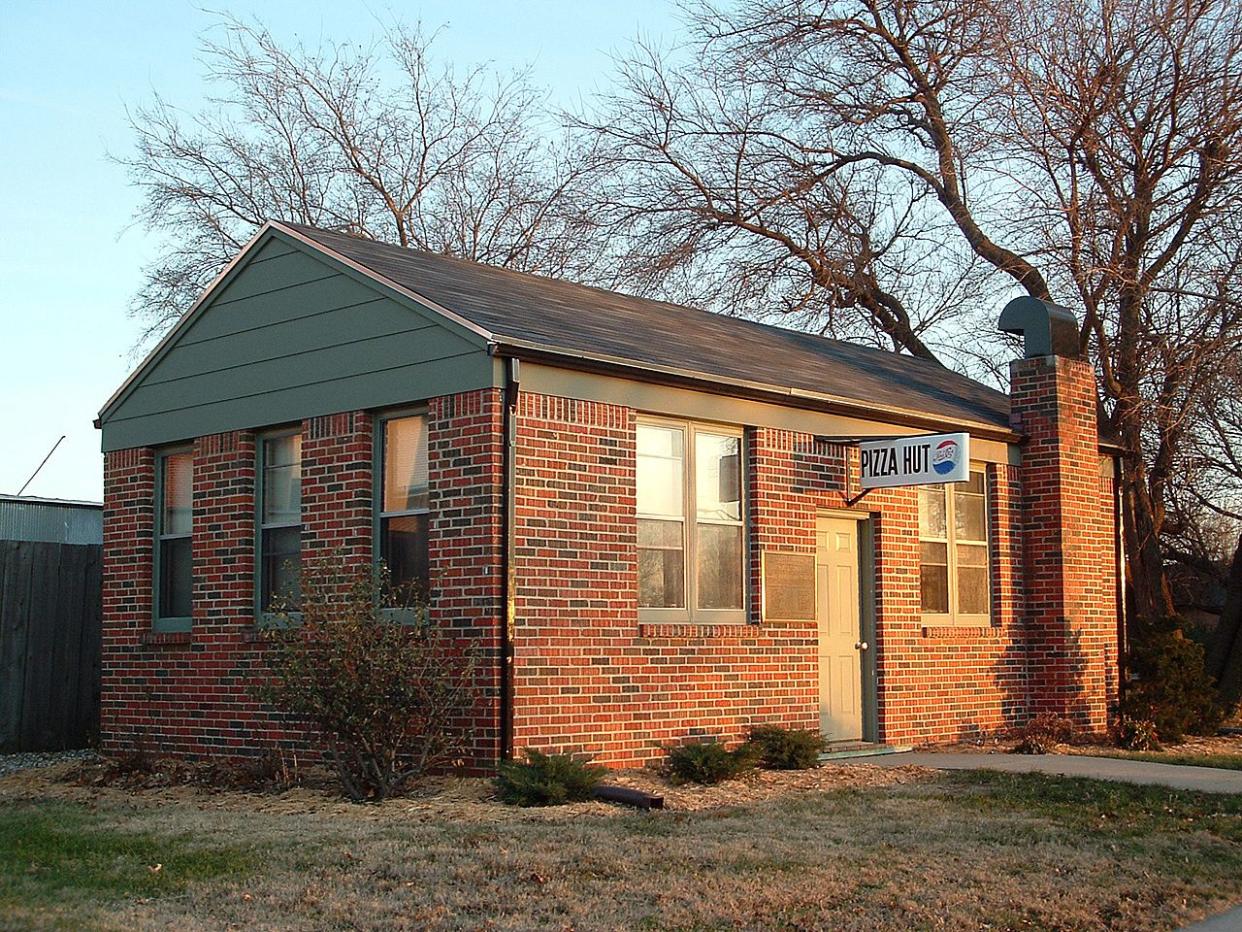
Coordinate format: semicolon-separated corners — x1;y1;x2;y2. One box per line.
100;232;495;452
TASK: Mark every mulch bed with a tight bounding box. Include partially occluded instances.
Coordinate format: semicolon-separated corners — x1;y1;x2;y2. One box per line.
0;755;932;822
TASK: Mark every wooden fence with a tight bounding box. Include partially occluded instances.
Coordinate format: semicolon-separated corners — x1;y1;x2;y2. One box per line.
0;540;102;752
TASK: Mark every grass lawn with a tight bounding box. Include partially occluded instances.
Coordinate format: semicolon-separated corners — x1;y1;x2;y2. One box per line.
2;768;1242;930
1077;750;1242;771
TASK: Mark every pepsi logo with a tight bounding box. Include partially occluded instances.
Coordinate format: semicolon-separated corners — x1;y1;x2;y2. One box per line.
932;439;960;475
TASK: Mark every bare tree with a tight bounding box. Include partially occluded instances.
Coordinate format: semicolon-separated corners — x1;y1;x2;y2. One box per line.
118;16;613;346
573;21;1004;365
1168;352;1242;704
577;0;1242;624
1001;0;1242;620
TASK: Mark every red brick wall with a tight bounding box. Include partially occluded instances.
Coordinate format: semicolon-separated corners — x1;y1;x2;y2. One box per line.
101;431;314;758
302;412;373;564
100;402;506;767
101;377;1118;768
100;447;156;751
744;433;1029;748
427;389;506;763
509;398;1039;766
1010;356;1119;730
511;398;819;766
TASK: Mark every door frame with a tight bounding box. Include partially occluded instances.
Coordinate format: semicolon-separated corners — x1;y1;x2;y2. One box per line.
817;509;878;743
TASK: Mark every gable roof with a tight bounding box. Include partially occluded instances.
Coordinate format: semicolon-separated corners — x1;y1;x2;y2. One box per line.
278;222;1014;435
101;219;1019;441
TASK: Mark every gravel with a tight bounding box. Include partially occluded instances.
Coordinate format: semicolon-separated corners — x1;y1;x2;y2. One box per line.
0;748;98;778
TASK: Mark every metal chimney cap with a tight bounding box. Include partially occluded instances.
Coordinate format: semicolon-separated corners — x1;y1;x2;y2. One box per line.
998;296;1081;359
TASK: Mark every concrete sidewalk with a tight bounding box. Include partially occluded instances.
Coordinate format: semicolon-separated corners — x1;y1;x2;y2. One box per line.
855;750;1242;794
1180;904;1242;931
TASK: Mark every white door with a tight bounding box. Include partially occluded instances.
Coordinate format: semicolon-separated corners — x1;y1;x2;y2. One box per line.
817;517;863;741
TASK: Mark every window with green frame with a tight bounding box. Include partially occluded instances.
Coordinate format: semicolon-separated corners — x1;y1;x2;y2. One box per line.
375;412;430;603
154;448;193;632
918;467;992;624
257;431;302;613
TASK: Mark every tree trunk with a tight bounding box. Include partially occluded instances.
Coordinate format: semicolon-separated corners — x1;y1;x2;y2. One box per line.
1209;534;1242;713
1121;453;1176;624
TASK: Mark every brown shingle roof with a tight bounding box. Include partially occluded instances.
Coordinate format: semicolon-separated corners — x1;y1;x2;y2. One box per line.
283;223;1013;432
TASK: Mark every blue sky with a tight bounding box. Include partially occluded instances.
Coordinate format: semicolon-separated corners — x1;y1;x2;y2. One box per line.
0;0;677;501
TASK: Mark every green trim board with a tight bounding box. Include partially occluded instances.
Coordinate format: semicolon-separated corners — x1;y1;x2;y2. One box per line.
99;226;497;453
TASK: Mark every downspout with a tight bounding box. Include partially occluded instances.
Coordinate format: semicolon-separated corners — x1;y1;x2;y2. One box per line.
1113;452;1128;702
499;353;520;760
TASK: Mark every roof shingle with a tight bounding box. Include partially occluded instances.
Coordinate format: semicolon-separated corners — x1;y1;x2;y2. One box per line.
283;223;1012;432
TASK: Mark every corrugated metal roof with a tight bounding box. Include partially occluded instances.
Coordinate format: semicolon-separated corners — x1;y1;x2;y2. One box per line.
0;496;102;545
280;223;1014;433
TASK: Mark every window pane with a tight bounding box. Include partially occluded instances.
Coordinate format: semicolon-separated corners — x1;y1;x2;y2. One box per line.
382;513;429;600
637;424;683;458
919;541;948;613
159;536;192;619
963;470;986;495
383;416;429;513
637;425;684;518
262;525;301;611
955;491;987;542
263;435;302;525
695;433;741;521
638;518;683;549
638;518;684;608
957;544;990;615
919;486;947;539
162;452;193;536
265;433;301;467
697;523;743;609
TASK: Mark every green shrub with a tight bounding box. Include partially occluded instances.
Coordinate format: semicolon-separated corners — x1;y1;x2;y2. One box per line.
495;750;607;806
1011;713;1078;755
745;725;825;770
665;739;758;784
1114;717;1162;751
1122;616;1224;743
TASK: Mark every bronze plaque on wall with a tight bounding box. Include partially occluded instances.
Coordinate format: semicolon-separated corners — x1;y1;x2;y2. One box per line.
762;551;816;621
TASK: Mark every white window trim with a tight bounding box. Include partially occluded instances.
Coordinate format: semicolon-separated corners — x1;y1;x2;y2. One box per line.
919;464;993;626
637;416;748;625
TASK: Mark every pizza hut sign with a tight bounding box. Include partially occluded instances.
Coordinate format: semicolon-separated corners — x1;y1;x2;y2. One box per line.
858;432;970;489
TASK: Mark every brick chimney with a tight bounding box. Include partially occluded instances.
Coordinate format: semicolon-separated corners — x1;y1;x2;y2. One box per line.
1001;297;1119;731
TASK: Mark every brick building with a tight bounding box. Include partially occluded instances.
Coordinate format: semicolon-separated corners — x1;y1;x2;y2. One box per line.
96;221;1124;767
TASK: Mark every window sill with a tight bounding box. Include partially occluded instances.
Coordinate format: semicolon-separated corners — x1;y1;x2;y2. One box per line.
638;622;758;640
141;631;192;647
920;624;1002;640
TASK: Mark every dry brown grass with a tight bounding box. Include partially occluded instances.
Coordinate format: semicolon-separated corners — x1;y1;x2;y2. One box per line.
2;760;1241;931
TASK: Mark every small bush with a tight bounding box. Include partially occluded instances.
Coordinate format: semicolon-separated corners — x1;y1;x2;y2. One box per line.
495;750;606;806
1122;616;1224;743
255;559;481;802
1011;713;1078;755
745;725;825;770
665;739;758;784
1114;717;1163;752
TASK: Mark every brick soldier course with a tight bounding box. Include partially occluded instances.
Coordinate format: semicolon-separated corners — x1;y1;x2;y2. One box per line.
97;221;1124;769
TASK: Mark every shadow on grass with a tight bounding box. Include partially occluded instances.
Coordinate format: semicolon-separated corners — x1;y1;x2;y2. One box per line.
0;800;262;913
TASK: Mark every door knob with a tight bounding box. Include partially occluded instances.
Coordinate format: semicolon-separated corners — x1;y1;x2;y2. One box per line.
855;641;869;651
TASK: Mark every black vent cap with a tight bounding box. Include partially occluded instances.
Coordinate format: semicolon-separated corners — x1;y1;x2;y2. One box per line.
998;296;1081;359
